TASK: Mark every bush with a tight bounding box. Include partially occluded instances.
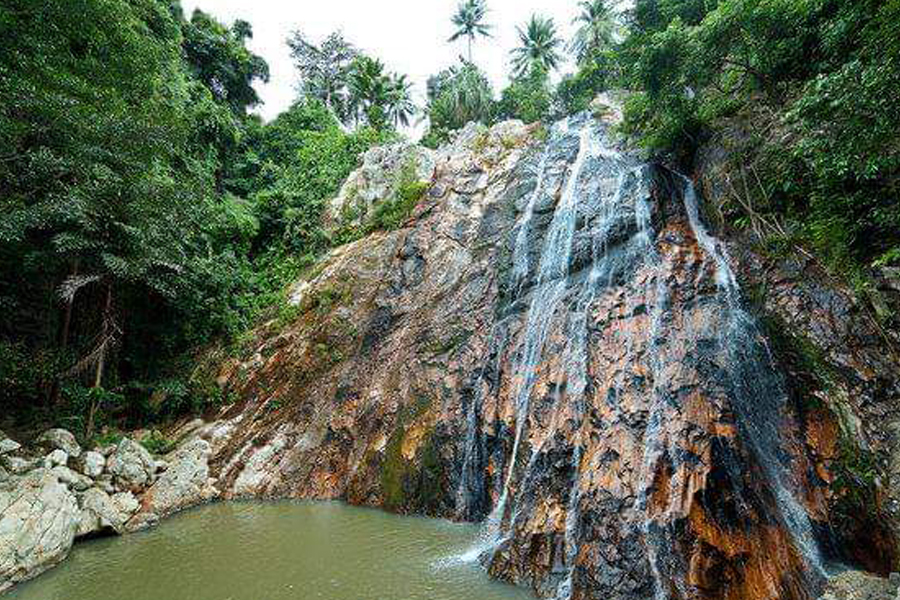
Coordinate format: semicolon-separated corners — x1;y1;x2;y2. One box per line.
497;67;553;124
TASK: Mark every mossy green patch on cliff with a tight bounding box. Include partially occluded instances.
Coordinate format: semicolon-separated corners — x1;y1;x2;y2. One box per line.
755;309;837;412
332;152;430;245
379;392;438;512
426;330;471;357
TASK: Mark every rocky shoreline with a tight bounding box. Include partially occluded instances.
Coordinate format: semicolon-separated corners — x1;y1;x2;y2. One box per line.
0;427;217;593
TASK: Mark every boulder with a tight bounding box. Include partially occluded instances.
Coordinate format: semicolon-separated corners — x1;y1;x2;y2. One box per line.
36;429;81;459
3;456;41;475
126;438;217;532
75;488;127;537
110;492;140;517
44;449;68;468
51;466;93;492
106;438;156;491
0;469;79;593
327;142;436;228
80;451;106;478
0;437;20;455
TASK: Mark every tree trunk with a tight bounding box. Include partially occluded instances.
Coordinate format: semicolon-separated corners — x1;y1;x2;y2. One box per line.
49;259;79;406
93;283;112;390
86;282;113;440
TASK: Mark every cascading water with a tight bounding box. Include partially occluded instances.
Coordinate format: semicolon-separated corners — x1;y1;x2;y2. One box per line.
680;178;826;581
453;112;828;598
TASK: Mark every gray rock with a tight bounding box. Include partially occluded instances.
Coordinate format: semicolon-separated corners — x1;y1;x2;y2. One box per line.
93;475;116;494
36;429;81;459
820;570;896;600
0;438;21;455
0;469;79;593
110;492;140;517
126;439;217;532
51;466;93;492
0;466;7;483
80;451;105;478
75;488;126;537
327;142;436;229
44;449;68;468
106;438;156;491
3;456;41;475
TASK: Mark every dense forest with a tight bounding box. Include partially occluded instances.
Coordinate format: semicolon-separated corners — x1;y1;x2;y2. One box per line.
1;0;898;444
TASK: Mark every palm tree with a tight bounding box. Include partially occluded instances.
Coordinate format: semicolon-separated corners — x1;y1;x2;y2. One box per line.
448;0;492;62
511;15;564;78
386;74;416;128
427;62;494;128
348;57;416;130
570;0;619;65
348;56;390;129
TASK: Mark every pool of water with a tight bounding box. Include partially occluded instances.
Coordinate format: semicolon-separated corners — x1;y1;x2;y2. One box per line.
8;501;533;600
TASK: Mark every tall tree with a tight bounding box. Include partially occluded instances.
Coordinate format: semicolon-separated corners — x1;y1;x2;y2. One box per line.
0;0;212;407
422;62;495;147
448;0;492;62
386;74;416;128
347;56;392;130
182;10;270;115
570;0;619;65
511;15;564;78
287;30;359;121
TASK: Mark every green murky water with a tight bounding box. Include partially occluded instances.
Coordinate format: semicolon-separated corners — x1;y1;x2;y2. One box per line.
8;501;533;600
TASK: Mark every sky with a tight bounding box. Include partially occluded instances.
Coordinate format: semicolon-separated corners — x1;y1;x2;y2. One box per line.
181;0;585;132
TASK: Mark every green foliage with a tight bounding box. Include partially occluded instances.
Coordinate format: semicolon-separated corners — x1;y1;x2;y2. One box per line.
252;103;393;252
287;30;359;123
141;430;177;455
616;0;900;269
570;0;620;66
555;57;611;116
422;62;495;147
0;1;388;434
182;9;269;115
510;15;564;78
347;56;415;130
832;435;880;518
497;67;553;124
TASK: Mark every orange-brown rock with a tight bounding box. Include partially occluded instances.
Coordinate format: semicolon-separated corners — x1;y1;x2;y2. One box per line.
179;117;899;599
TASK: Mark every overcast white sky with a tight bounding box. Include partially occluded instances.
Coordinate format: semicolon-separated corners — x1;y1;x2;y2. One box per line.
181;0;583;131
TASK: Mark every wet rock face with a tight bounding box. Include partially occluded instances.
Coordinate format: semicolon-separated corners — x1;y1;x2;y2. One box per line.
201;116;899;599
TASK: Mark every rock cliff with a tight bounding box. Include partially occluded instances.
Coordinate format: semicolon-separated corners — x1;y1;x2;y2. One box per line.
195;113;899;599
3;111;898;598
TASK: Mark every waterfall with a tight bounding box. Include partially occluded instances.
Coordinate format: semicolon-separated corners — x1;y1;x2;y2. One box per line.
453;113;826;597
680;177;826;582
